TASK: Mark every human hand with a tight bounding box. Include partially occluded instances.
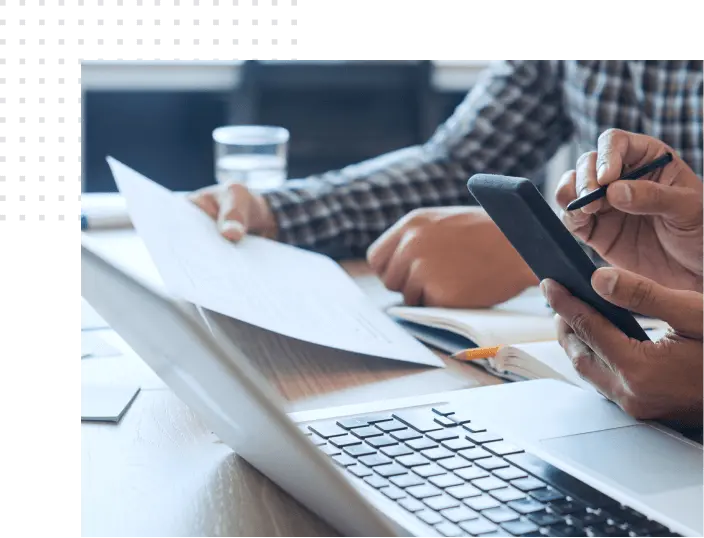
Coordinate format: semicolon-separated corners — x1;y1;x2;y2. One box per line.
366;207;538;308
189;182;277;242
542;267;703;427
556;129;703;292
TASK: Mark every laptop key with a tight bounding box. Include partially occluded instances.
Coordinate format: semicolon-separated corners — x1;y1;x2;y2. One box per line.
507;452;619;508
529;487;565;503
413;463;447;478
507;497;545;514
424;494;460;512
432;406;455;416
459;517;498;535
458;446;492;461
407;484;443;499
446;484;482;500
416;509;444;526
358;453;391;467
366;435;398;448
348;464;373;478
493;465;528;481
427;430;461;442
396;453;430;468
308;422;348;438
351;426;383;439
398;497;425;513
483;440;524;456
332;454;357;467
391;428;422;442
442;437;475;451
568;508;607;527
438;456;472;471
455;466;490;481
423;447;455;461
465;431;503;444
475;456;510;471
441;505;479;523
544;522;584;536
482;506;520;524
528;510;564;526
429;473;464;489
336;417;370;430
501;518;540;536
390;473;425;489
374;463;408;478
298;425;313;435
343;444;376;458
380;485;407;501
393;410;444;433
376;419;407;433
463;494;501;511
462;421;488;433
309;434;326;446
380;444;413;458
363;474;388;489
490;487;526;503
435;521;464;537
471;476;508;492
547;498;587;515
320;444;342;456
434;415;458;427
329;434;362;448
511;476;547;492
407;438;438;451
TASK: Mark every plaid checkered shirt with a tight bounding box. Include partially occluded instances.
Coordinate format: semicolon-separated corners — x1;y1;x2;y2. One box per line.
263;61;703;259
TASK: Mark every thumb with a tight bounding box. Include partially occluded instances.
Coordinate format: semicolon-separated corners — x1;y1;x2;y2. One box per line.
606;180;703;227
591;267;703;337
216;184;252;242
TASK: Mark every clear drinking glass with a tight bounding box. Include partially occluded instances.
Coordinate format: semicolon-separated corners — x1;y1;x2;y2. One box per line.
213;125;289;190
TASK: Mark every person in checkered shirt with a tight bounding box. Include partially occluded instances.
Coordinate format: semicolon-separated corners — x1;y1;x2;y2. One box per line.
192;61;702;309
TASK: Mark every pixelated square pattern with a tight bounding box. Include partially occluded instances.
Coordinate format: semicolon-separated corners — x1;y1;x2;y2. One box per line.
55;56;81;88
247;0;281;9
152;16;184;48
15;192;49;224
247;15;281;49
56;192;81;224
0;17;8;49
15;15;49;49
0;56;8;88
15;151;49;185
55;15;88;49
288;15;303;49
15;56;49;88
56;151;81;185
0;192;9;224
0;151;10;185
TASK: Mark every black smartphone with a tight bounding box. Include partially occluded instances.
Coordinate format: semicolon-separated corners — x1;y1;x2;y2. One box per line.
467;174;650;342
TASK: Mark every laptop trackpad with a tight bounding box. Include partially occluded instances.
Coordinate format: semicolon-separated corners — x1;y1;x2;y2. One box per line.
540;425;703;495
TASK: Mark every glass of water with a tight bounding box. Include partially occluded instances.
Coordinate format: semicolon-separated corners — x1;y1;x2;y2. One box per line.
213;125;289;190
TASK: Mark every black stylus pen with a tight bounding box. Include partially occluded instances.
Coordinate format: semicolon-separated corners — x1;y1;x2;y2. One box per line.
566;152;673;211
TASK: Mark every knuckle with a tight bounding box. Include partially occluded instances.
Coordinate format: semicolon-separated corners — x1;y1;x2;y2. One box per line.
628;279;654;311
571;352;593;378
598;128;622;145
576;151;594;168
569;312;593;340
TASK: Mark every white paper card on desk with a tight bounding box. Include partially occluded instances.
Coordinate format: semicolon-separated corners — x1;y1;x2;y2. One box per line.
81;385;140;423
81;331;122;359
106;157;443;367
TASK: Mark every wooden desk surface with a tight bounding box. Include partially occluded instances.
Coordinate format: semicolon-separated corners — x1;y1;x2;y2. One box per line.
81;235;500;536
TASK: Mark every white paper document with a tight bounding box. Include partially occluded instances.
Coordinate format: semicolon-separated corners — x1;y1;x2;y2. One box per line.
107;158;443;367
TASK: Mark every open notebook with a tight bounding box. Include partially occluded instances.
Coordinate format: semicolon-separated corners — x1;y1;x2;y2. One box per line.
389;288;670;386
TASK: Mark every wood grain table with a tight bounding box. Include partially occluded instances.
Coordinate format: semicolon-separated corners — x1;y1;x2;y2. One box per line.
81;231;500;537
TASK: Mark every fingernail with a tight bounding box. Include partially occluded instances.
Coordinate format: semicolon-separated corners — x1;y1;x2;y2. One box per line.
593;268;619;295
610;183;632;205
597;163;608;181
220;220;245;239
539;280;549;296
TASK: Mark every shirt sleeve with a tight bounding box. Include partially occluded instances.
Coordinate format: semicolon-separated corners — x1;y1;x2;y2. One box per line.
263;60;574;259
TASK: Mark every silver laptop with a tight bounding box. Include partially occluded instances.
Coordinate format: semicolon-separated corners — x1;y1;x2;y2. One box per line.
82;240;703;537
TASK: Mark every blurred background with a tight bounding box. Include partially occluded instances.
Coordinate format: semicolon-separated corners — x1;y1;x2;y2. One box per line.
81;60;571;197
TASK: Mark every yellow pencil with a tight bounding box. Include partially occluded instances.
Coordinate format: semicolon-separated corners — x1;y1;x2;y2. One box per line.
451;346;502;361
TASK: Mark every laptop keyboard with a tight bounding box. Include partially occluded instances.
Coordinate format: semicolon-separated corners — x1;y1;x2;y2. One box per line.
301;407;681;537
